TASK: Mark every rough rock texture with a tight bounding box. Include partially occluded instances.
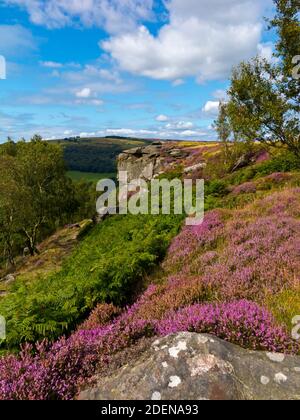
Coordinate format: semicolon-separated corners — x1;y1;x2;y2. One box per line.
184;162;207;174
117;143;188;182
79;333;300;401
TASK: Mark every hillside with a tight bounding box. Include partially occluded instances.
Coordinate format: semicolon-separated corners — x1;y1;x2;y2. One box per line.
0;142;300;400
51;137;149;174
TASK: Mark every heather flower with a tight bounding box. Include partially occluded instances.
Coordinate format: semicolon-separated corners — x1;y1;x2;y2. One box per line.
0;299;298;400
79;304;121;331
156;300;298;353
265;172;292;183
231;182;257;195
0;188;299;400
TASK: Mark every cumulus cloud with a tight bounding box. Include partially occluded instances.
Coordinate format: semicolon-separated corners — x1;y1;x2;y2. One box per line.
257;42;277;63
103;0;271;82
75;87;92;98
156;114;169;122
5;0;154;33
166;121;194;129
40;61;63;68
203;101;220;114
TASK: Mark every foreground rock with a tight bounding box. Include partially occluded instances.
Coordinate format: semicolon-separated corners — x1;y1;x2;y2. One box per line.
79;332;300;401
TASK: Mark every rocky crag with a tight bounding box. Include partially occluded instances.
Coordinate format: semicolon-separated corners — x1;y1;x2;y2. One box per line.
117;142;191;181
80;332;300;401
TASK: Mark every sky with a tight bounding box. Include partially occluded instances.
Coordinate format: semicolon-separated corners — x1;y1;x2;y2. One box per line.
0;0;276;142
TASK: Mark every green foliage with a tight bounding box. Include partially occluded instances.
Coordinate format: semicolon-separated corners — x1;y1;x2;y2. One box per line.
270;0;300;111
0;138;76;262
0;213;183;349
0;137;98;267
206;180;229;197
228;151;300;185
55;137;147;173
221;0;299;157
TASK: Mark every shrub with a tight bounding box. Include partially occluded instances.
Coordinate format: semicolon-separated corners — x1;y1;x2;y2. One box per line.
257;152;300;175
206;180;229;197
164;188;300;303
157;300;298;353
231;182;257;195
79;304;121;331
229;151;300;186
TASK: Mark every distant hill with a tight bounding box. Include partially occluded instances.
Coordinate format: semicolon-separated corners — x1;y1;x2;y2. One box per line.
51;137;150;174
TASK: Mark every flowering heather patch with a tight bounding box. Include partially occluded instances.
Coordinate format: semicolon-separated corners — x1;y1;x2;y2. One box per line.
0;316;155;400
264;172;292;183
157;300;298;353
255;150;270;163
164;188;300;302
79;304;121;331
0;188;299;400
0;300;297;400
165;209;227;270
130;276;215;321
231;182;257;195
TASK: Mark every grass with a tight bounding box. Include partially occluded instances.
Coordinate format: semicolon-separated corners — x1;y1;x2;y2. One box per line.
67;171;116;183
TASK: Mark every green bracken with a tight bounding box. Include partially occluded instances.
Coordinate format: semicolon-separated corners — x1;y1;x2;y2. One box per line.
0;213;183;350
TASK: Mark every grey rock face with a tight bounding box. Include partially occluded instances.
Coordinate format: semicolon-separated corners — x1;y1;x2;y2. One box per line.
117;143;187;182
118;144;165;182
79;333;300;401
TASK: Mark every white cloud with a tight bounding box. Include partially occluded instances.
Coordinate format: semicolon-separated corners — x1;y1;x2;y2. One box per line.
156;114;169;122
80;132;96;138
105;128;156;137
103;0;271;82
75;87;92;98
0;25;36;57
203;101;220;114
11;62;131;107
257;42;277;63
40;61;63;68
172;79;185;87
180;130;205;137
5;0;154;33
166;121;194;129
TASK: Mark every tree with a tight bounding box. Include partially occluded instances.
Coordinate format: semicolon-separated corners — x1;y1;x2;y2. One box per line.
214;102;232;168
0;156;24;267
222;0;300;156
270;0;300;111
14;138;75;255
0;138;79;262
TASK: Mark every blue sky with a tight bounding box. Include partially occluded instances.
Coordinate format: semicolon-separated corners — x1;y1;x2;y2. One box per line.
0;0;276;142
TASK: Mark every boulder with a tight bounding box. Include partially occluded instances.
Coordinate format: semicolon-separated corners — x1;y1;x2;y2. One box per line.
117;144;191;182
79;332;300;401
0;274;15;285
168;149;188;159
184;162;207;173
117;145;166;182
